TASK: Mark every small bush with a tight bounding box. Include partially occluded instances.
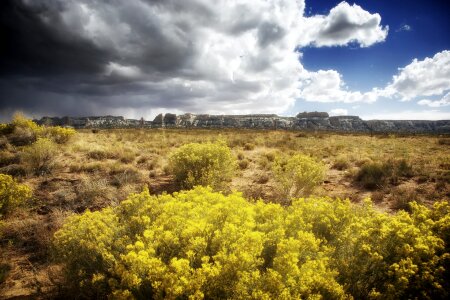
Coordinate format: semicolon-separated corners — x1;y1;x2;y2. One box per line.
0;173;32;216
238;159;249;170
21;138;58;175
237;151;245;160
264;151;276;162
371;191;385;204
243;142;255;150
0;164;27;177
355;162;388;189
11;112;42;134
255;173;269;184
356;159;414;190
395;158;414;178
0;151;19;167
9;126;37;146
88;149;109;160
76;178;113;209
43;126;76;144
257;155;271;170
390;186;420;212
117;151;135;164
272;154;325;199
169;140;235;190
110;167;142;187
332;156;350;170
8;113;42;146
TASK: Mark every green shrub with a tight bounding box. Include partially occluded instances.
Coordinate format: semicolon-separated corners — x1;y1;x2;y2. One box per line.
53;187;450;299
272;154;325;199
168;140;235;190
356;159;414;189
356;162;388;189
21;138;58;175
0;173;32;216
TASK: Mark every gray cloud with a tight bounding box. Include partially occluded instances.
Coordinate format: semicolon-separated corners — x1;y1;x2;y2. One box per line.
0;0;388;120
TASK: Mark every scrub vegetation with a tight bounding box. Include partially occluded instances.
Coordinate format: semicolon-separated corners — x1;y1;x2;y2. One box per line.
0;115;449;299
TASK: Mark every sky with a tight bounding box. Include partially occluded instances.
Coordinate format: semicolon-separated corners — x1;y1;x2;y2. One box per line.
0;0;449;121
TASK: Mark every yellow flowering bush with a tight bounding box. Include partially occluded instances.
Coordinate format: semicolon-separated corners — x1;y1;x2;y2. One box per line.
168;141;235;190
272;154;325;199
0;173;32;216
11;112;43;135
54;187;345;299
54;187;450;299
42;126;76;144
2;113;76;145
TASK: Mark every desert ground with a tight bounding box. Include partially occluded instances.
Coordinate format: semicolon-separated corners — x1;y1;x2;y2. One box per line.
1;120;449;298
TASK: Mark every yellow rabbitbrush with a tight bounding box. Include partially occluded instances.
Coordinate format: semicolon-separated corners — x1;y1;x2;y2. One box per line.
168;140;235;190
0;173;32;216
54;187;450;299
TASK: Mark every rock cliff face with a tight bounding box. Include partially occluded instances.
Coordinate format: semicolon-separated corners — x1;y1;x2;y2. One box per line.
35;113;450;134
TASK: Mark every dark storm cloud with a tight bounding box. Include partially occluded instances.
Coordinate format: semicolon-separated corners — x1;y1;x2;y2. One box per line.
0;0;389;120
0;0;110;76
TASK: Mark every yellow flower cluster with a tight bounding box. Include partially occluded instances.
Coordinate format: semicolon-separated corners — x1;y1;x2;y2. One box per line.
54;187;450;299
0;173;32;216
168;141;236;190
41;126;77;144
272;154;325;198
9;113;76;144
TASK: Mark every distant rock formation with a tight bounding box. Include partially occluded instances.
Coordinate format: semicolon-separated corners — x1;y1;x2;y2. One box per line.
35;113;450;134
296;111;329;118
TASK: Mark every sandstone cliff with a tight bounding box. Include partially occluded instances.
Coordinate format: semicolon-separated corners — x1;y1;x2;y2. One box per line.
35;113;450;134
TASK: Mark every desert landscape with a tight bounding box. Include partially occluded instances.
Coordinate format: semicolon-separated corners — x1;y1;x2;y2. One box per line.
1;0;450;298
0;113;449;298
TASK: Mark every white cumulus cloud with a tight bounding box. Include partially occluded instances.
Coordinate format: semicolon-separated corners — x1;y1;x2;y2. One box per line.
299;1;389;47
384;50;450;101
418;92;450;107
299;69;379;103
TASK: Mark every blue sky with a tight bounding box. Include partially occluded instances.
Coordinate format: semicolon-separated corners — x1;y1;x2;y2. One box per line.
0;0;449;120
304;0;450;89
290;0;450;119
